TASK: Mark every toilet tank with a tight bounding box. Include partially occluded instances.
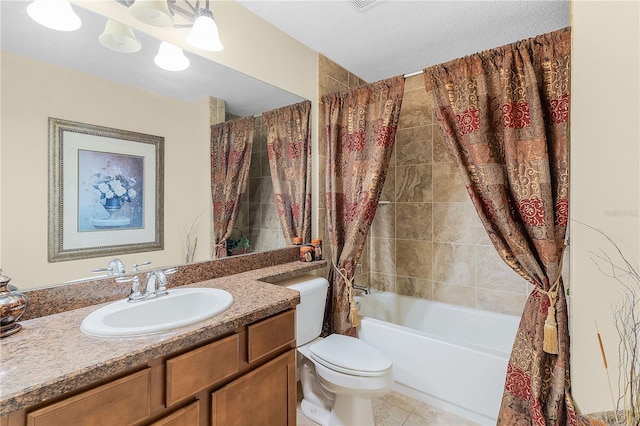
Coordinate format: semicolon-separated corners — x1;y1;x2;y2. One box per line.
277;275;329;346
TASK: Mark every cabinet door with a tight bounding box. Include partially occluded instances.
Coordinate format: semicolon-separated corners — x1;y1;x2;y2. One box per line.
211;349;296;426
148;401;200;426
166;334;240;407
26;369;151;426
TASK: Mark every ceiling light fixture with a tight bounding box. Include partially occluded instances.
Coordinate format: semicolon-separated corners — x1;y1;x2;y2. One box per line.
99;19;142;53
128;0;174;27
27;0;223;72
186;7;223;52
154;41;190;71
26;0;81;32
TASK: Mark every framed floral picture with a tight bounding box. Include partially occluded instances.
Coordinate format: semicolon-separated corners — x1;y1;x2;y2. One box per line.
48;118;164;262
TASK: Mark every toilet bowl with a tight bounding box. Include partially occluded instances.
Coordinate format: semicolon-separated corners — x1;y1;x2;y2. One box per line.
278;275;394;426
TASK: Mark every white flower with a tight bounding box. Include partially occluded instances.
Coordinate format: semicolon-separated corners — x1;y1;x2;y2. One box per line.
97;182;110;194
111;180;126;197
105;190;115;199
128;188;137;199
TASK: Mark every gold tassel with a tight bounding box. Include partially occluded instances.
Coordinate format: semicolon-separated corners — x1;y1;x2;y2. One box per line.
543;300;559;354
350;302;361;327
332;261;361;329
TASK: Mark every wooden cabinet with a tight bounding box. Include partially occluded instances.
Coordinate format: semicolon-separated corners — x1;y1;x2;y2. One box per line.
212;350;296;426
166;334;240;406
2;310;296;426
26;369;152;426
149;401;200;426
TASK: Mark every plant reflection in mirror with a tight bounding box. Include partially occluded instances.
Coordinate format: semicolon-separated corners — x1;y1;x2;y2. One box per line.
183;213;202;263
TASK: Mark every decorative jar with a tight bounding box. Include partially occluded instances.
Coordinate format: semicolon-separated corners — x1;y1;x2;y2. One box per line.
0;269;29;338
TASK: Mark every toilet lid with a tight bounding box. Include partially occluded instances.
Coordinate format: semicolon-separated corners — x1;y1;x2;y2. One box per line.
308;334;392;377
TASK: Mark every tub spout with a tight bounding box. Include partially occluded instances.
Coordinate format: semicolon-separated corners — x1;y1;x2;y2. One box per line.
353;284;371;295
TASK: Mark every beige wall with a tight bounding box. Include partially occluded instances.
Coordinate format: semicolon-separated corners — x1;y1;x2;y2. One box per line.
570;0;640;415
1;51;212;288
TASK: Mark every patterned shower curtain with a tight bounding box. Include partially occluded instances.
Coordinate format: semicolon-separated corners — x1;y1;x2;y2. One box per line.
210;116;254;258
263;100;312;244
423;27;599;425
324;76;404;336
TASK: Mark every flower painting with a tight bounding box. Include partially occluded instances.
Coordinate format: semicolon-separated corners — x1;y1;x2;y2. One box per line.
77;150;144;231
48;117;163;262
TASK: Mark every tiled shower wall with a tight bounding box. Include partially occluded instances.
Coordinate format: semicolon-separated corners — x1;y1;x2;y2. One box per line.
365;75;529;316
318;57;529;316
235;116;286;253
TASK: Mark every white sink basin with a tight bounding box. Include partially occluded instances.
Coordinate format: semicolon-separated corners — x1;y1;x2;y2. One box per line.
81;288;233;337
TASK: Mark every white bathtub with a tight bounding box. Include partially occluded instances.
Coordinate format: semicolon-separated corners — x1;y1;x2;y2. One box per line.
356;291;520;425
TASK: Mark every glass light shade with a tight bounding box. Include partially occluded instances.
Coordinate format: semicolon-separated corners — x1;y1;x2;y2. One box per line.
154;42;190;71
99;20;142;53
129;0;174;27
27;0;81;32
186;11;223;52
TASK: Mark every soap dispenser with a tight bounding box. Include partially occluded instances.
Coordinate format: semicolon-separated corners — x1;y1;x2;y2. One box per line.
0;269;29;337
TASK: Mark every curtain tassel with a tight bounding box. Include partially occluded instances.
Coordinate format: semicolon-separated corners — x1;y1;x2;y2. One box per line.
543;290;559;354
333;262;360;328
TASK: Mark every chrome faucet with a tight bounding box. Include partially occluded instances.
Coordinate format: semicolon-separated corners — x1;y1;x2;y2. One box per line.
118;268;178;303
145;268;177;298
352;263;371;294
92;258;126;276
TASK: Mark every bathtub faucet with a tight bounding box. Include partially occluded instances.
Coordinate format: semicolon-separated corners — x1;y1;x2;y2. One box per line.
352;263;371;294
352;284;371;295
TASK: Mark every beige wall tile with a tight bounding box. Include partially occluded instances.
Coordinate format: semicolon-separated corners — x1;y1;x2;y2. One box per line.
432;282;476;307
370;272;396;292
396;164;433;202
433;242;477;287
432;125;452;163
370;237;395;275
396;276;433;299
319;54;349;85
476;245;528;293
395;126;433;166
432;162;468;202
476;287;528;316
403;74;424;92
396;203;432;240
432;202;478;244
371;203;395;239
381;166;396;202
398;88;433;129
396;239;432;279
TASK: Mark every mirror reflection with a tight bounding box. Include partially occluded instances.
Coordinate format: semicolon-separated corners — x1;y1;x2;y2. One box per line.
0;1;305;288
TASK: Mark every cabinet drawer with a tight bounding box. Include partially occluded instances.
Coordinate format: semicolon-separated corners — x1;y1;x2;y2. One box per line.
26;368;151;426
149;401;200;426
247;310;295;364
166;333;240;406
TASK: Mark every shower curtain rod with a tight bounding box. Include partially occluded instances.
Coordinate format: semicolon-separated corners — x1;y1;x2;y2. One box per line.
403;70;423;79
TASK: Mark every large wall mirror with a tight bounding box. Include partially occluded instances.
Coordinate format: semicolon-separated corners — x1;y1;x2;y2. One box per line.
0;1;307;289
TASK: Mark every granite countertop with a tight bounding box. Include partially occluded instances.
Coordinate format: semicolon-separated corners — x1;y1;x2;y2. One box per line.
0;261;325;416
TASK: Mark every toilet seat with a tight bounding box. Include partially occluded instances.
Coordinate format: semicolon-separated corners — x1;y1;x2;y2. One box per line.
308;334;392;377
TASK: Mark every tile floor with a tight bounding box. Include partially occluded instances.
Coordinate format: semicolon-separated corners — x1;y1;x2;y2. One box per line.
296;384;481;426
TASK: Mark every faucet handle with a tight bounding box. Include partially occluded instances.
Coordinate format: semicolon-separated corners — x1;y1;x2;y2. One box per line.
108;258;126;275
154;268;176;296
116;276;145;302
163;267;177;275
132;261;151;272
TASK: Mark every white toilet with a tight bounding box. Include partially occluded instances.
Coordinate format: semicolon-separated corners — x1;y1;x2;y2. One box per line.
279;275;393;426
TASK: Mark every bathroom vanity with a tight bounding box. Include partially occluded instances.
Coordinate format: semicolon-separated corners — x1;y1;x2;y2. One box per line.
0;258;325;425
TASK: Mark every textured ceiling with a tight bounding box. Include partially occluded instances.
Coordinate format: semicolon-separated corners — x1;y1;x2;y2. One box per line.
237;0;570;82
